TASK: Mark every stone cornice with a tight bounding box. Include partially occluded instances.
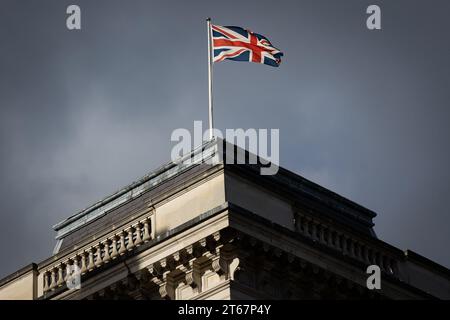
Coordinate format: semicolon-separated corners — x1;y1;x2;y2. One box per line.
0;263;37;288
404;250;450;280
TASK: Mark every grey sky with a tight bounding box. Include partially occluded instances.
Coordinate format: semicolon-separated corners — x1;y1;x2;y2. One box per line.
0;0;449;278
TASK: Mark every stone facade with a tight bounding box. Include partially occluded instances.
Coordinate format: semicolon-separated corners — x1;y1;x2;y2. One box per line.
1;139;449;300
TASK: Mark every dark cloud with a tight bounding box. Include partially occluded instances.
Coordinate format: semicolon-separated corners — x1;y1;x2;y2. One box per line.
0;0;449;277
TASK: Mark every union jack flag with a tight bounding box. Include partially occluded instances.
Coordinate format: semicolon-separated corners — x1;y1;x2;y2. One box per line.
212;24;283;67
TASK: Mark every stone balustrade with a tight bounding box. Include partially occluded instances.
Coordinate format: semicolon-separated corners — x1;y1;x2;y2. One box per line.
42;216;154;293
294;213;399;276
78;228;385;300
41;210;402;297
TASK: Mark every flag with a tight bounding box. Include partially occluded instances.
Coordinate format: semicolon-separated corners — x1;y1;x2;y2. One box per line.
211;24;283;67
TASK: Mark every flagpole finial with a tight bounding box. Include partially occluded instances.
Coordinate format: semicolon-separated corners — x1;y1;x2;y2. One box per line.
206;17;211;21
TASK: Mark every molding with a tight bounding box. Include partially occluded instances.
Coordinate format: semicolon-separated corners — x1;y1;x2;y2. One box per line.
0;263;37;288
404;250;450;280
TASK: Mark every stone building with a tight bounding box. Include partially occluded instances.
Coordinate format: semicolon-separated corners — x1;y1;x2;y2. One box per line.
0;139;449;300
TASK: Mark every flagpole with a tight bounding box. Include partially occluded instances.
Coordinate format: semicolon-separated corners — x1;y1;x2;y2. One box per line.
206;18;214;140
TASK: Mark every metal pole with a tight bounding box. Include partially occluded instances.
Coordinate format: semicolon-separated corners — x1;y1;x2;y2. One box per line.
207;18;214;140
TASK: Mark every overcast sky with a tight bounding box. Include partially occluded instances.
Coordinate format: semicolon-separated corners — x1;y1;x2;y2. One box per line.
0;0;449;278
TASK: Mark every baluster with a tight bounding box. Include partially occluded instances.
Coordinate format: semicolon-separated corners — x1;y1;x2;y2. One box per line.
350;239;356;257
359;244;364;261
385;258;392;274
103;240;111;263
56;264;64;286
297;216;304;234
379;254;385;272
43;271;49;292
80;252;87;274
111;236;118;258
366;248;371;264
384;256;392;273
143;219;151;242
371;251;377;265
324;229;330;246
118;231;127;255
73;256;80;277
126;227;135;251
352;240;357;257
311;222;317;240
319;225;325;243
391;258;398;275
364;246;370;264
50;268;57;290
354;242;360;260
331;231;336;248
372;250;378;265
64;261;71;281
341;235;347;254
94;244;103;267
302;216;308;234
87;248;95;271
335;233;341;250
293;214;299;232
304;218;310;236
134;223;143;246
369;249;375;264
376;252;381;269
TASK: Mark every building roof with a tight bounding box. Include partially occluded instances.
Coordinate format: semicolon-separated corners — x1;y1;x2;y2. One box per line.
52;138;377;253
